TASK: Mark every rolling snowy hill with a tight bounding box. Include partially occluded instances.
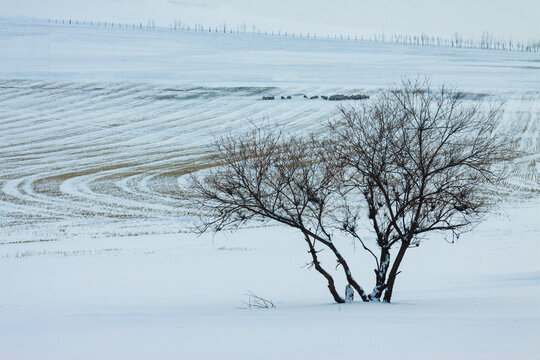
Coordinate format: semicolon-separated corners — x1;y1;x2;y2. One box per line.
0;16;539;360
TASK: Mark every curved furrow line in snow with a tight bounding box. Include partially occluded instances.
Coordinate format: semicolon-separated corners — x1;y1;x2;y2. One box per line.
0;84;155;141
1;80;539;238
1;84;268;155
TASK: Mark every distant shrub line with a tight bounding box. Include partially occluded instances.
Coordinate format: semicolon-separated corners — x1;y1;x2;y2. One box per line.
262;94;370;101
46;18;540;53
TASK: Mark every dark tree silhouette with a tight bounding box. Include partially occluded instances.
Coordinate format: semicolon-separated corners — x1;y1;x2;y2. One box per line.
187;80;511;303
330;79;511;302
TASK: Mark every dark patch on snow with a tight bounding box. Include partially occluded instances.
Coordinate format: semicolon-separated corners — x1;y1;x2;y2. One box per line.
456;92;490;101
328;94;348;101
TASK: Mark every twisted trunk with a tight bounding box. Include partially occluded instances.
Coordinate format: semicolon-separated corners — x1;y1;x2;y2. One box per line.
304;236;345;303
369;246;390;301
325;241;369;302
303;228;369;302
383;240;409;303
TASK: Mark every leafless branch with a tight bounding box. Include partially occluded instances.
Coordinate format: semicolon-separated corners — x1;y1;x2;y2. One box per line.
238;290;276;309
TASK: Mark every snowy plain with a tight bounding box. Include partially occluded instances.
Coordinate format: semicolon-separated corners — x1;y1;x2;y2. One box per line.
0;16;539;360
3;0;539;42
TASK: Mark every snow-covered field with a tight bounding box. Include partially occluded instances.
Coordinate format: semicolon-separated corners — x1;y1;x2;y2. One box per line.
1;17;539;359
3;0;539;42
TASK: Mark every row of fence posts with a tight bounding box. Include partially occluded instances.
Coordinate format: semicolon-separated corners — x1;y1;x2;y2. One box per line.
47;18;540;53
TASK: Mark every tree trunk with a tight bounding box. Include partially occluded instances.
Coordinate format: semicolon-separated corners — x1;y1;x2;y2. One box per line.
325;241;369;302
304;236;345;303
369;246;390;301
383;241;409;303
345;285;354;303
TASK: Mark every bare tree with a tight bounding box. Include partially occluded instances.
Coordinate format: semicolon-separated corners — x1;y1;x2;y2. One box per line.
186;79;511;303
330;79;511;302
188;128;368;303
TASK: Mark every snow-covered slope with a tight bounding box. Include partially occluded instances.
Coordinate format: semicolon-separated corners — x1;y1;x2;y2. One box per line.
1;18;539;89
2;0;539;41
1;209;539;359
0;17;539;360
1;18;538;240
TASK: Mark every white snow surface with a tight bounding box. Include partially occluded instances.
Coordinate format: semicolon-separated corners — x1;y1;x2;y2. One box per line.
2;0;540;41
0;18;539;359
1;208;539;359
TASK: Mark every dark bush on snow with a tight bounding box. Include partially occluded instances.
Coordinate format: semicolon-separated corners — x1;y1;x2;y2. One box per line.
328;94;348;101
347;94;369;100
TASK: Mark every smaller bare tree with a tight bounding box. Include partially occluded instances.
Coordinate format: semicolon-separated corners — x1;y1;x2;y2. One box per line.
188;127;371;303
